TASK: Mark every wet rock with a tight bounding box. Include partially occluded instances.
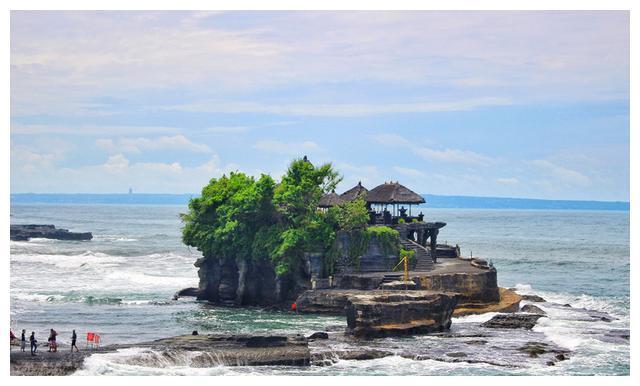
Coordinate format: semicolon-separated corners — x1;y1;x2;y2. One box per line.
307;332;329;340
245;336;289;347
563;304;572;307
10;224;92;241
482;313;543;329
521;304;546;315
465;339;488;345
338;349;393;360
518;342;548;357
517;341;571;362
546;361;555;366
345;291;459;338
173;287;201;299
521;294;546;303
446;352;468;358
604;329;629;341
583;309;615;322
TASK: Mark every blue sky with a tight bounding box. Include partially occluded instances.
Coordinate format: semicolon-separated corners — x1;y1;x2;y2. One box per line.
10;11;629;200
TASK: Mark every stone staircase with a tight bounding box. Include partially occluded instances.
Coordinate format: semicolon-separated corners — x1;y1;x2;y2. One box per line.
400;238;434;271
381;273;403;284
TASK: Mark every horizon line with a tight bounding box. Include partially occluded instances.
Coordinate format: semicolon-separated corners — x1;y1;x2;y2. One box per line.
10;192;630;205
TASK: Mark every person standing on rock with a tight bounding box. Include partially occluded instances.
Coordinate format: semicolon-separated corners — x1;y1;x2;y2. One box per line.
29;331;37;356
70;330;78;352
48;329;57;352
20;329;26;352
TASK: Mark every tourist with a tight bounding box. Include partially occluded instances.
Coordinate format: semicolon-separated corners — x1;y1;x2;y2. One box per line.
71;330;78;352
291;302;298;314
48;328;57;352
20;329;26;352
29;332;37;356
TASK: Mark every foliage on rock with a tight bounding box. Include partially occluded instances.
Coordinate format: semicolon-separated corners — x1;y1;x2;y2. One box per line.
182;157;342;276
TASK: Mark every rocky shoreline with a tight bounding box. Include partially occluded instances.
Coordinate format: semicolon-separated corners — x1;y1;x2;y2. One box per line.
10;290;626;376
10;224;93;241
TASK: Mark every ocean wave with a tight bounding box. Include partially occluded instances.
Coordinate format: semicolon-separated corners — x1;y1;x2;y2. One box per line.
512;283;629;319
12;291;183;306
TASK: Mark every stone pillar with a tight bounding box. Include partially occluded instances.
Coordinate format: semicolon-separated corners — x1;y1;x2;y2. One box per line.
430;229;439;263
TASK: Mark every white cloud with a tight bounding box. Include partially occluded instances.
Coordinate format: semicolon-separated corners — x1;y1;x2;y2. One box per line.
102;154;130;171
12;124;179;136
253;140;320;155
11;152;234;193
10;12;628;117
96;135;210;154
393;166;426;178
370;133;413;146
372;133;494;165
165;97;512;117
205;126;251;134
531;159;590;186
496;177;519;185
412;147;493;165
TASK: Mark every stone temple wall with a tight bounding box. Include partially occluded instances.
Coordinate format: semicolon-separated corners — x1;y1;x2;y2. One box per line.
415;269;500;304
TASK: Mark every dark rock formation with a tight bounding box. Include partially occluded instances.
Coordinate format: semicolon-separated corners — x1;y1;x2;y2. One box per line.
517;341;570;362
521;304;546;315
482;313;544;329
10;334;311;375
338;350;392;360
307;332;329;340
10;224;92;241
521;294;547;302
416;269;500;304
173;287;201;300
345;291;459;338
295;289;354;314
195;257;299;306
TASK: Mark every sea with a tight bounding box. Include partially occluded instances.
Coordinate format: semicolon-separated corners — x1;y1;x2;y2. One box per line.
9;202;630;375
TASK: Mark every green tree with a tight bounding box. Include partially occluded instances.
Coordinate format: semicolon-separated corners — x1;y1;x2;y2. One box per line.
181;172;276;261
182;157;343;277
334;197;369;231
270;157;342;275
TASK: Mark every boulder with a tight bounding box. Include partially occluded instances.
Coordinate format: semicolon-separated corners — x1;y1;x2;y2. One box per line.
482;313;544;329
521;304;546;315
295;289;354;314
345;291;459;338
173;287;201;300
521;294;547;303
307;332;329;340
337;349;393;360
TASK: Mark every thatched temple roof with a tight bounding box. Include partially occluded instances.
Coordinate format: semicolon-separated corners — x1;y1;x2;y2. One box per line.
365;181;425;204
318;190;345;208
340;181;369;201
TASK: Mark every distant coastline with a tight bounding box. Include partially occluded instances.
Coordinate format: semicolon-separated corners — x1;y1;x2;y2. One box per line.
10;193;629;211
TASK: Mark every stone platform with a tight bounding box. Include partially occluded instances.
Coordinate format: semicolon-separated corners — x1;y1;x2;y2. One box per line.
345;291;459;338
335;258;500;304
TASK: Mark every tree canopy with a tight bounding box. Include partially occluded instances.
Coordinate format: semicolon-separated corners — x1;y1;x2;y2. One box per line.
182;157;346;276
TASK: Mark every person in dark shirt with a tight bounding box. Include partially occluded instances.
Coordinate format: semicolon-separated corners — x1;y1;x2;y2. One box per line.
20;329;26;352
71;330;79;352
29;331;37;356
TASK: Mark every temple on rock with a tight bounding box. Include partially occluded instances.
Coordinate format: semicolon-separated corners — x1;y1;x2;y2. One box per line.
317;181;455;275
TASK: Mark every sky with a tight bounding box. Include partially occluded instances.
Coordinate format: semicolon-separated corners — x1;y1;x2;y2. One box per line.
10;11;630;201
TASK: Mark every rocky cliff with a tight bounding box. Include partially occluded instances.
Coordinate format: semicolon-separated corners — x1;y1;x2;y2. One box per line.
194;256;311;306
